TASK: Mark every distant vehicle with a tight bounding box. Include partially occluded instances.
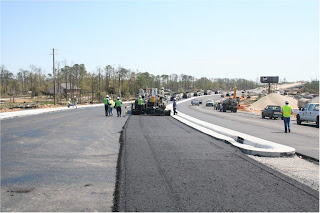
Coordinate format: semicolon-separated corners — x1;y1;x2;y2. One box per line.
298;98;311;109
182;93;188;99
206;100;214;106
261;105;282;119
226;93;230;97
221;94;224;98
296;103;319;128
199;100;203;104
191;100;200;106
194;92;198;97
220;98;238;112
171;93;181;101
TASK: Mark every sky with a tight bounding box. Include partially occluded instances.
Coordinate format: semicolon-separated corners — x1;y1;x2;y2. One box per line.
1;0;319;82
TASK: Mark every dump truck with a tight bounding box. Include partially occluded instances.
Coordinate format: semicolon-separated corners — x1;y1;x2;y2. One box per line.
219;87;238;112
298;98;311;109
131;88;171;116
220;98;238;112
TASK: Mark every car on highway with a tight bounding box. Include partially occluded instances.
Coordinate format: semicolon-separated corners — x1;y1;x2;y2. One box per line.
261;105;282;119
191;100;200;106
206;100;214;106
296;103;319;128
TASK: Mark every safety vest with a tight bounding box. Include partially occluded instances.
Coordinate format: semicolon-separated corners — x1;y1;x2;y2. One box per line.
138;98;143;105
104;98;109;105
109;100;115;107
282;105;292;117
116;100;122;107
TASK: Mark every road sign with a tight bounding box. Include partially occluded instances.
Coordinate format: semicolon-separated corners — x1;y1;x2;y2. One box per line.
260;76;279;83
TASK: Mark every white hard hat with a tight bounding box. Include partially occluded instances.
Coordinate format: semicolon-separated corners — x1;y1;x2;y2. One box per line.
162;87;164;90
69;99;71;101
106;95;109;98
174;98;176;100
139;95;141;98
285;100;289;104
74;96;76;97
117;97;120;99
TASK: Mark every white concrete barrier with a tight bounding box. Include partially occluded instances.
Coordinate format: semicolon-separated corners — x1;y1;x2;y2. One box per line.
167;97;295;157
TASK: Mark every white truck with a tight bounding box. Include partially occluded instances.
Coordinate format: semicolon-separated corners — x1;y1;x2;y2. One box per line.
296;103;319;128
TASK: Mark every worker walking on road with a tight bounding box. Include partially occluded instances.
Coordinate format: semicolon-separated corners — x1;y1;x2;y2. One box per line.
73;96;78;108
138;95;143;114
109;99;114;116
282;100;293;133
173;98;178;115
116;97;122;117
67;99;72;108
104;95;109;116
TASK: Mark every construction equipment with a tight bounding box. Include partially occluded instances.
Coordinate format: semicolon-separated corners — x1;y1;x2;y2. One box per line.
220;98;238;112
233;87;237;99
132;88;171;116
220;87;238;113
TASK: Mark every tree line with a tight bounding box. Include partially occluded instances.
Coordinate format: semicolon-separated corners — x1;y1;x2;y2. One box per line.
1;63;260;103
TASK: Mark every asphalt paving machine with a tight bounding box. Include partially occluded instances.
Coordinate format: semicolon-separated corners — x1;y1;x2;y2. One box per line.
132;88;171;116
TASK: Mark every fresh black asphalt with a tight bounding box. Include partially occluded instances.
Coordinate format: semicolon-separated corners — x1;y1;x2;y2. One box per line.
114;115;319;212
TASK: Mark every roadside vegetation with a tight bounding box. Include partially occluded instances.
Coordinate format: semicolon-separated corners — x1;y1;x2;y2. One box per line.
301;80;319;95
1;64;259;107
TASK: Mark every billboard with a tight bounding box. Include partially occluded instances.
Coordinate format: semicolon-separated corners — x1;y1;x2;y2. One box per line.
260;76;279;83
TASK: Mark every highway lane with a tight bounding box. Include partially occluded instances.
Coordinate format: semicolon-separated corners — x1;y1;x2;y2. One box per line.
1;105;129;212
114;115;319;211
176;95;319;160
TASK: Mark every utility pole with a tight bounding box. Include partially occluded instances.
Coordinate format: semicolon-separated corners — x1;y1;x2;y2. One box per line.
52;48;56;105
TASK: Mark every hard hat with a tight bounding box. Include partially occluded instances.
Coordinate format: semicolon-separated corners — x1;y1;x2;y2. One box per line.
117;97;120;99
174;98;176;100
285;100;289;104
161;87;164;90
74;96;76;97
69;99;71;101
139;95;141;98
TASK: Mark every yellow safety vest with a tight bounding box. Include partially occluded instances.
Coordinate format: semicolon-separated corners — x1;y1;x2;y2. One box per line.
282;105;292;117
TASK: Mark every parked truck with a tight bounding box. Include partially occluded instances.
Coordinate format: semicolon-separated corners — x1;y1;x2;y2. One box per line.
296;103;319;128
261;105;282;119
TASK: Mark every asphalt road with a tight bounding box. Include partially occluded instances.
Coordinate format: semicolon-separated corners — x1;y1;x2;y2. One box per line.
1;105;129;212
177;95;319;160
114;115;318;212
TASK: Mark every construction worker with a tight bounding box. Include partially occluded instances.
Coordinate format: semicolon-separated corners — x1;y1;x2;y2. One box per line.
138;95;143;114
173;98;178;115
159;87;164;96
116;97;122;117
104;95;109;116
67;99;72;108
282;100;293;133
73;96;78;108
109;98;114;116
